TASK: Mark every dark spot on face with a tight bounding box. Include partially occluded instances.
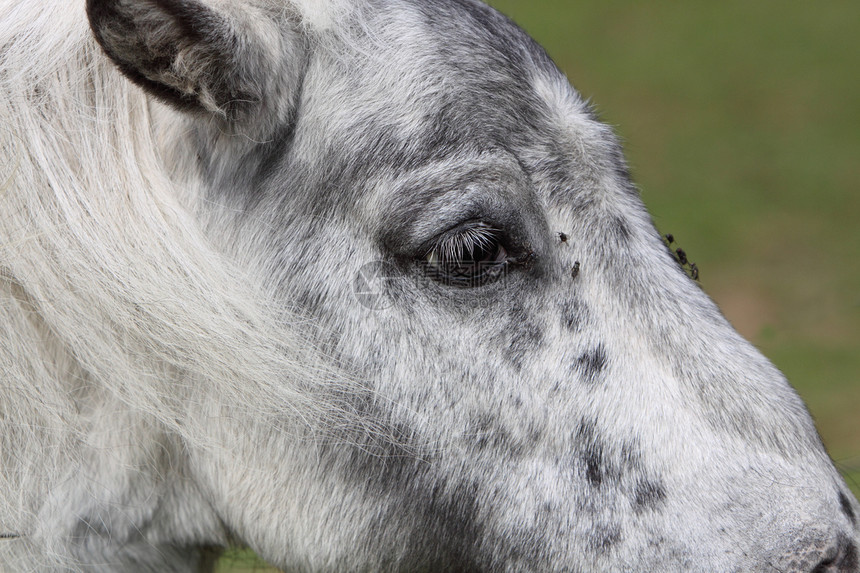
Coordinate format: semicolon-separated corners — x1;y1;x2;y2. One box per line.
584;449;603;488
71;514;128;543
511;320;544;353
575;419;612;489
841;541;859;571
590;523;622;552
619;440;643;472
574;344;607;384
318;385;434;500
560;298;589;332
248;120;302;189
632;479;667;512
339;424;426;494
571;261;581;280
322;404;487;570
839;491;856;525
504;306;545;371
290;286;326;317
471;413;516;455
539;152;582;203
558;231;568;242
569;195;597;217
610;216;631;244
391;476;487;572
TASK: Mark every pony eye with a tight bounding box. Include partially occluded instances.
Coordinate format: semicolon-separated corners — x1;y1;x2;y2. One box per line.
423;224;508;287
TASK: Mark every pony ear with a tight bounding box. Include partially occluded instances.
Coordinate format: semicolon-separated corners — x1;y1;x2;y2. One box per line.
87;0;306;124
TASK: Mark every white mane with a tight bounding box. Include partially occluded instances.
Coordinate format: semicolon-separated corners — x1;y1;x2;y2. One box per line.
0;2;353;564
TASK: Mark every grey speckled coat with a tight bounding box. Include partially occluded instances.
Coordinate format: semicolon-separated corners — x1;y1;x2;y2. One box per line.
0;0;857;571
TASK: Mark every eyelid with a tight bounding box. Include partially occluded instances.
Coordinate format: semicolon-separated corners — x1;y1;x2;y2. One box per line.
426;222;501;263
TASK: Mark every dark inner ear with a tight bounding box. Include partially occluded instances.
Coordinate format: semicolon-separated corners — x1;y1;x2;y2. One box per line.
86;0;245;116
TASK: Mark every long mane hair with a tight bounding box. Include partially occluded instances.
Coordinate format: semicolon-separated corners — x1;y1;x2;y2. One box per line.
0;2;355;562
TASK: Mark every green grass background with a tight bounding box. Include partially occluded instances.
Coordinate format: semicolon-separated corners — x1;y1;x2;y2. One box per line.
218;1;859;569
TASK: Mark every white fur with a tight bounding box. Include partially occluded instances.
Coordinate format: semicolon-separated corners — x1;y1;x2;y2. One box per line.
0;1;358;568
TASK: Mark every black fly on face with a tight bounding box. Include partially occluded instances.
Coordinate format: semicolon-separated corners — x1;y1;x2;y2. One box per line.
662;233;699;281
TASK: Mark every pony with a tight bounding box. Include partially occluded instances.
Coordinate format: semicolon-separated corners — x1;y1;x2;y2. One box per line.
1;0;857;570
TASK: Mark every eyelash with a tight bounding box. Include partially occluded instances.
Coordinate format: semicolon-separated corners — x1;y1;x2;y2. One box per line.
423;223;509;287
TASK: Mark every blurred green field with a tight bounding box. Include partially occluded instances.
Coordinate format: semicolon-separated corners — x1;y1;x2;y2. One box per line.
217;1;859;569
215;549;279;573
